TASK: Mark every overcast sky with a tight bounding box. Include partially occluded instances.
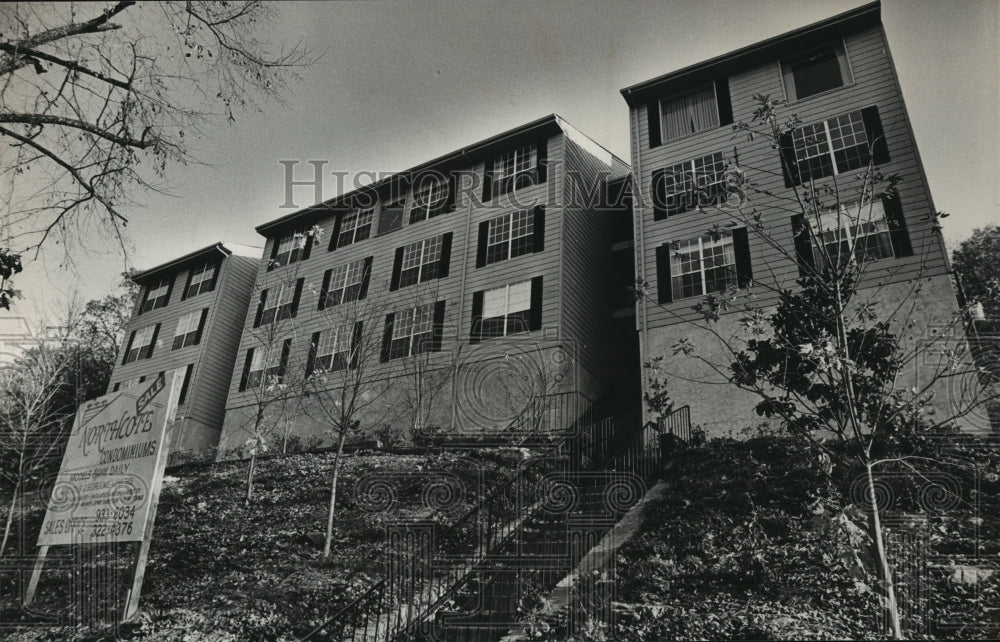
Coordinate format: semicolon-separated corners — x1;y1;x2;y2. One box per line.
12;0;1000;328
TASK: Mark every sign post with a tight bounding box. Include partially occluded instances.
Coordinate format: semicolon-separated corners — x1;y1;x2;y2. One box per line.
24;370;182;622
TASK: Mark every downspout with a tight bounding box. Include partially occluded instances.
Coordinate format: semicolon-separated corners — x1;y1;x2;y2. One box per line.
450;149;475;431
625;89;651;426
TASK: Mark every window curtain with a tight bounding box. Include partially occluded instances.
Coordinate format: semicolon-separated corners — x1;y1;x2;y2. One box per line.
660;85;719;141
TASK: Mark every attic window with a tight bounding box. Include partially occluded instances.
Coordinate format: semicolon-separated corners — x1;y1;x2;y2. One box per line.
781;42;853;101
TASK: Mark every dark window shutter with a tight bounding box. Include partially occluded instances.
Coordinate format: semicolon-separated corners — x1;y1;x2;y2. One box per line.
439;233;453;279
445;172;458;212
208;262;220;292
278;339;291;381
318;270;331;310
162;279;173;308
861;106;890;165
533;206;545;252
390;246;404;291
178;364;194;405
431;300;446;352
253;290;267;328
239;349;254;391
137;288;149;315
113;383;120;392
349;321;363;369
481;158;494;203
290;278;304;317
732;228;753;288
470;291;484;344
529;276;544;331
779;132;801;188
475;221;489;268
647;101;662;149
882;193;912;258
536;139;548;184
655;244;673;304
716;79;733;127
268;237;279;270
306;331;320;377
301;230;313;261
148;324;160;358
651;169;668;221
380;313;395;363
194;308;209;344
359;256;373;299
328;212;344;251
791;215;815;278
181;269;194;301
122;331;136;365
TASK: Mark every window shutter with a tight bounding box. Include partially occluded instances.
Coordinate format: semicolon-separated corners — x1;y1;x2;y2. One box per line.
359;256;373;299
732;228;753;288
290;278;304;318
194;308;209;344
470;291;484;344
533;206;545;252
122;331;136;365
253;290;267;328
778;132;800;188
278;339;291;381
536;139;548;184
655;244;673;304
438;233;453;279
306;331;320;377
162;278;174;308
208;262;220;292
881;193;912;258
318;270;331;310
380;313;395;363
481;158;494;202
390;246;404;291
716;79;733;127
791;215;815;278
181;269;194;301
239;349;253;391
328;212;343;251
651;169;668;221
301;230;314;261
137;288;149;315
178;364;194;405
475;221;489;268
113;383;120;392
148;323;161;358
444;172;458;212
268;237;279;270
431;300;446;352
529;276;544;331
647;101;662;149
861;106;890;165
349;321;363;369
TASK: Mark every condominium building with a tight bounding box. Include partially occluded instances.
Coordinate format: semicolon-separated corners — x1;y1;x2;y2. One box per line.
108;242;260;455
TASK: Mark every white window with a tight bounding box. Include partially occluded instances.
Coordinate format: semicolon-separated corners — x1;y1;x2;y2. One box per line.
494;144;536;192
324;258;368;307
410;176;448;223
481;280;532;337
125;324;157;363
811;200;894;268
399;236;443;288
792;110;871;183
141;278;171;313
659;84;719;142
670;233;737;300
314;326;353;372
172;310;204;350
247;343;285;390
656;152;726;216
338;207;374;247
259;283;294;325
185;262;217;298
389;303;436;359
486;210;534;265
782;43;852;102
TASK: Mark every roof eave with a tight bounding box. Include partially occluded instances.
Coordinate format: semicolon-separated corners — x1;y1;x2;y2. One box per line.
132;243;232;284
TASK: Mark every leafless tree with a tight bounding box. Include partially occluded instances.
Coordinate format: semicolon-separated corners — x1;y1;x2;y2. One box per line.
0;2;311;298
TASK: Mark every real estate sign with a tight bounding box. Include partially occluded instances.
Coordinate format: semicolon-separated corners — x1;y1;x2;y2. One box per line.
37;372;177;547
